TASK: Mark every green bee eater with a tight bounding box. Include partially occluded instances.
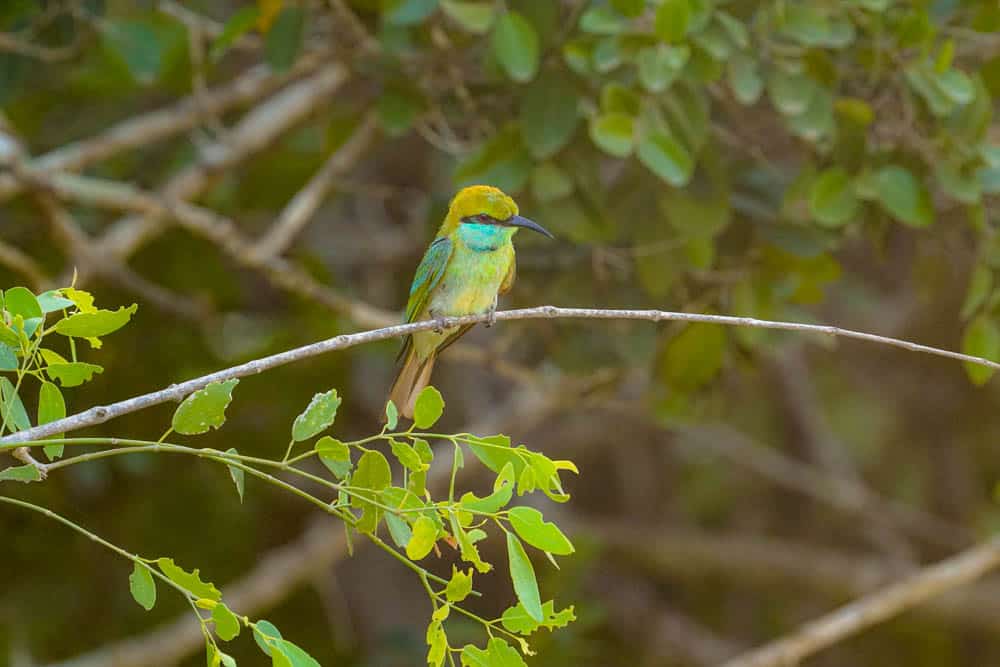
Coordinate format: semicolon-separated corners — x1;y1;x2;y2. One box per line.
388;185;554;418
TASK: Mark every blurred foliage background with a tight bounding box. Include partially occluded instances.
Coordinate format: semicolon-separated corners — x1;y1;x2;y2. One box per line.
2;0;1000;665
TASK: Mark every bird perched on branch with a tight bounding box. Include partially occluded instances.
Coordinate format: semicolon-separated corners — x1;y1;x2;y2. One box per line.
388;185;554;418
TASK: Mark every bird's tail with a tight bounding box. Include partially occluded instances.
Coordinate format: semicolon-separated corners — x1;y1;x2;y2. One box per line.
387;347;436;420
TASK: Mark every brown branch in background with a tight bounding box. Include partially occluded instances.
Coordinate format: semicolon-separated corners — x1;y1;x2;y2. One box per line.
36;196;209;321
0;31;78;62
0;53;333;202
0;239;46;290
721;533;1000;667
92;63;351;264
252;113;379;259
598;402;967;548
591;522;1000;635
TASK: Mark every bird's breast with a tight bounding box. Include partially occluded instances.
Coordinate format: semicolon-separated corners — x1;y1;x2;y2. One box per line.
427;242;512;318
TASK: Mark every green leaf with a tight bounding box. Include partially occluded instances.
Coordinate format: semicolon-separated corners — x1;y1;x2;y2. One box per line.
38;381;66;459
378;85;424;136
768;70;817;116
225;448;246;502
579;6;626;34
390;439;427;472
384;400;399;430
102;19;165;84
962;265;993;320
212;603;241;641
45;362;103;387
0;377;30;433
660;323;726;391
406;514;438;560
269;639;321;667
441;1;496;33
875;166;933;227
128;562;156;611
265;7;305;71
210;6;260;60
655;0;690;43
0;464;41;483
728;58;763;105
460;482;514;514
501;600;576;635
445;566;474;602
589;112;635;157
809;167;860;228
291;389;341;441
55;304;137;338
492;12;540;82
352;450;392;532
0;324;18;348
506;532;543;622
935;68;975;105
636;44;689;93
253;620;284;656
315;436;352;479
461;638;527;667
963;315;1000;385
385;511;412;548
0;344;16;371
612;0;646;18
412;385;444;429
36;290;74;313
466;434;521;474
531;163;574;202
156;558;222;601
508;506;574;555
451;512;492;573
636;131;693;186
171;379;239;436
519;71;580;159
5;287;41;320
454;123;532;193
385;0;439;26
427;607;449;667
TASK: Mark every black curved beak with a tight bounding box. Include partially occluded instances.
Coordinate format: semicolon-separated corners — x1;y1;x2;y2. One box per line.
505;215;555;239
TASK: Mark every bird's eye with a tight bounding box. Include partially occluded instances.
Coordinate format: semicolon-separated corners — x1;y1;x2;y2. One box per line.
477;214;490;223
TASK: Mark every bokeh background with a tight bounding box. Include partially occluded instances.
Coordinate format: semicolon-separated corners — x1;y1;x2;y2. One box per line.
3;0;1000;665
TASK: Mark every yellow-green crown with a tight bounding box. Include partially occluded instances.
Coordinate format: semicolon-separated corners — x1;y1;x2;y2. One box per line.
439;185;519;234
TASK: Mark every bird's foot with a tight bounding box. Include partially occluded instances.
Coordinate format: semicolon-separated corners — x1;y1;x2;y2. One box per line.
485;306;497;328
429;310;448;334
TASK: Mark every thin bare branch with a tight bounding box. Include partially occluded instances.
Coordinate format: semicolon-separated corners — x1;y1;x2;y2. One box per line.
722;534;1000;667
252;114;379;259
4;306;1000;445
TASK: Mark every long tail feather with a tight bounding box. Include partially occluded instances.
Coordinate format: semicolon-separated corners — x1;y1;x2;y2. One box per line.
387;348;436;420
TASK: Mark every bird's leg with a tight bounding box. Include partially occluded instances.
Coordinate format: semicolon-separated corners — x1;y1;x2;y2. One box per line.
429;308;448;334
485;296;498;328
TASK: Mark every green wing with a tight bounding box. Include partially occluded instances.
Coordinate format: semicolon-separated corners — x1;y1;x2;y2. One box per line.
405;236;453;323
396;237;453;363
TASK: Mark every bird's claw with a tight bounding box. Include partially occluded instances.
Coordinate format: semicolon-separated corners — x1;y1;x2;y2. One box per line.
432;315;448;334
485;308;497;328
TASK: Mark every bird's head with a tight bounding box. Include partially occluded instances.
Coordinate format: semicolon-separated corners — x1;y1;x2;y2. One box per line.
441;185;554;239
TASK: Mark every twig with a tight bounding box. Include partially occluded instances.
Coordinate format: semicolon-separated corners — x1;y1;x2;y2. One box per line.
4;306;1000;445
0;32;78;62
252;113;379;259
721;534;1000;667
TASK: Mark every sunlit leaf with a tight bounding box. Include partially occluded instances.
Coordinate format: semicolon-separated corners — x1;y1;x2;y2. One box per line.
506;531;543;621
171;379;239;436
129;562;156;611
291;389;341;442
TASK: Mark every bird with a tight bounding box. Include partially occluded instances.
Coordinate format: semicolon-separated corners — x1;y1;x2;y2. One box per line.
387;185;554;419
